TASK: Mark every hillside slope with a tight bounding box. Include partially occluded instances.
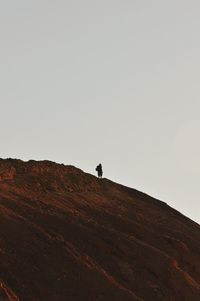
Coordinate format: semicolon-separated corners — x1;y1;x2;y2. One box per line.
0;159;200;300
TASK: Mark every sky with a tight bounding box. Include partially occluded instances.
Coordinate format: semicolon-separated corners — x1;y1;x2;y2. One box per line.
0;0;200;223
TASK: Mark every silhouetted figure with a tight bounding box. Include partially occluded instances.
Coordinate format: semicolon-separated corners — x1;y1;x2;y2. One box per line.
96;164;103;178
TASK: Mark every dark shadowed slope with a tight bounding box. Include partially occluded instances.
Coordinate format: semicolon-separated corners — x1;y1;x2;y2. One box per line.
0;159;200;301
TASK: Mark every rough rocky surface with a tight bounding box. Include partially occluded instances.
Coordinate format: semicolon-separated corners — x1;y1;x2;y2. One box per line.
0;158;200;300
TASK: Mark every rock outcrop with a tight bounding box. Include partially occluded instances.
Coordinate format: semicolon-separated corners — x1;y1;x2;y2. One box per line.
0;159;200;300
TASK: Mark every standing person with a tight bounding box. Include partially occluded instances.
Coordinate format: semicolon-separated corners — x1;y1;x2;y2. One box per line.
96;164;103;178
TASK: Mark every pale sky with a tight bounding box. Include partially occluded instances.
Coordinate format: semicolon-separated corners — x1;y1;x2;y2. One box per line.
0;1;200;223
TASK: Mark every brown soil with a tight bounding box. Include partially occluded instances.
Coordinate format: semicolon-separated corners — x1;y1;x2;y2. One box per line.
0;159;200;300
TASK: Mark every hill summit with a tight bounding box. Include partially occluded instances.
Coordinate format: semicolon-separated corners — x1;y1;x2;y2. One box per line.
0;159;200;300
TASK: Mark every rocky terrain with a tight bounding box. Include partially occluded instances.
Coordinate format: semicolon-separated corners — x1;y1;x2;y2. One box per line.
0;158;200;300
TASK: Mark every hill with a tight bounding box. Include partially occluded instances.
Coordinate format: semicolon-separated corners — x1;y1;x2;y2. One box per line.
0;159;200;300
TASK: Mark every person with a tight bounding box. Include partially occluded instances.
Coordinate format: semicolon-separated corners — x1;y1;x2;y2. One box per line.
96;163;103;178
